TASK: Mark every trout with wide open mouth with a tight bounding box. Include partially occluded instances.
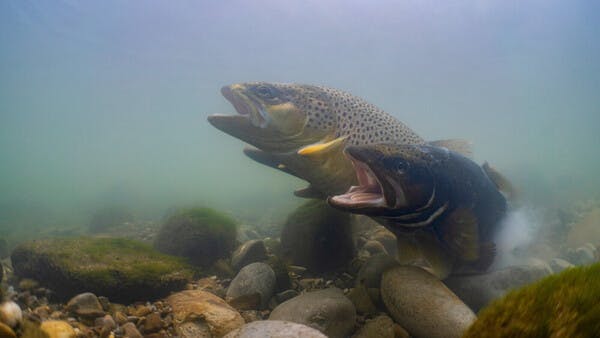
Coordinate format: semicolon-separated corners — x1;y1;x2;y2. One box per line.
328;143;511;278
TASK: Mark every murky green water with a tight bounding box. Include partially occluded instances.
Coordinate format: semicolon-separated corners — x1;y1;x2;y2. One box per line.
1;1;599;242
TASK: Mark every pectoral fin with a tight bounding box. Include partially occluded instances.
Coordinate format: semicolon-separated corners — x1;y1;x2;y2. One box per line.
243;147;301;178
414;230;455;279
396;229;454;279
244;147;330;199
294;185;326;199
429;139;473;158
439;208;480;262
297;136;347;157
395;232;425;265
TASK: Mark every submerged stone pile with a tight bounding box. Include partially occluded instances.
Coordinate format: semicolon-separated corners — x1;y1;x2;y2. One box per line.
1;202;599;337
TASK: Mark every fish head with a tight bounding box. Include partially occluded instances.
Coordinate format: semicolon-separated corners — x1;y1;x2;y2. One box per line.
328;143;438;217
208;82;335;152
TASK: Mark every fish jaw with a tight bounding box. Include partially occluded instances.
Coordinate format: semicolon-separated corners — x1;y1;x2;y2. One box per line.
221;85;271;128
209;83;326;153
328;146;403;213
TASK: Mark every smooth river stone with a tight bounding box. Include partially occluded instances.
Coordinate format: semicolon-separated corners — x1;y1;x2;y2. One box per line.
381;266;476;338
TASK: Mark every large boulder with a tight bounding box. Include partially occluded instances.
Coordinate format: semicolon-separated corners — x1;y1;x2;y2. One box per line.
280;200;355;272
269;288;356;338
11;237;194;303
381;266;476;338
464;262;600;337
154;207;237;267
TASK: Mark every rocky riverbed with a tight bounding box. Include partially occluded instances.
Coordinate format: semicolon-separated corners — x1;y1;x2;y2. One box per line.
1;200;599;337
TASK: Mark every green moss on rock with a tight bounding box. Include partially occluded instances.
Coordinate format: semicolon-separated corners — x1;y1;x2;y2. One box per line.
11;237;195;303
154;207;238;267
464;263;600;338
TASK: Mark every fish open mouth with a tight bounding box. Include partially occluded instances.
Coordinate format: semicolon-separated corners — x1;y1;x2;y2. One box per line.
328;154;387;209
221;86;251;116
219;86;270;128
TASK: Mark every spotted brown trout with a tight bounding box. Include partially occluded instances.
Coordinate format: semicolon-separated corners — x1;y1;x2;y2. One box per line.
207;82;471;198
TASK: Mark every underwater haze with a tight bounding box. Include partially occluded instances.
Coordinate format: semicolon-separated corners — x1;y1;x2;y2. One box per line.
1;0;599;238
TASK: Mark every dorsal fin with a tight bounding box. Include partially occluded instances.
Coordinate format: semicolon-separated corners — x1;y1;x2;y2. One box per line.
482;162;519;201
429;139;472;159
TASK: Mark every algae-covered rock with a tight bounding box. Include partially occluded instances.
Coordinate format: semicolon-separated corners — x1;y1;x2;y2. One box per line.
154;207;237;267
464;262;600;338
11;237;194;303
281;200;355;272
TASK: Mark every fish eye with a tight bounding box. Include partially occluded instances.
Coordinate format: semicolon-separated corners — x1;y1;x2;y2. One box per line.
255;85;275;99
395;162;407;174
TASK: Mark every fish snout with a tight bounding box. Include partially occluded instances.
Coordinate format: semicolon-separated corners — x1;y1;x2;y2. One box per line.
220;85;235;102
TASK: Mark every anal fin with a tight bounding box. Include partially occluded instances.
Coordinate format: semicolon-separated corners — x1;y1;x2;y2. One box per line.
476;241;496;271
452;241;496;275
